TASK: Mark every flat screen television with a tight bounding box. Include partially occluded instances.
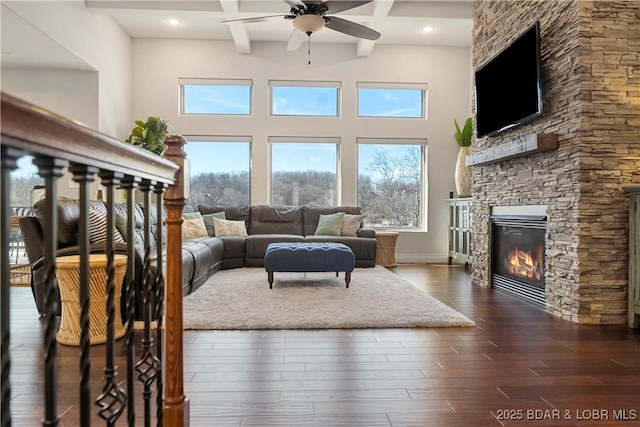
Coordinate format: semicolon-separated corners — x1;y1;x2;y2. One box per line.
474;21;542;139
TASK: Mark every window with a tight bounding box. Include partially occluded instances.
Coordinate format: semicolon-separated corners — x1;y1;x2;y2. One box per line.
357;82;427;118
270;138;339;205
10;155;42;209
184;137;251;206
270;80;340;116
357;139;427;228
180;78;252;115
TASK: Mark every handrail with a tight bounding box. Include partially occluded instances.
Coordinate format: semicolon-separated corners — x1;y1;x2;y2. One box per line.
1;92;178;183
1;91;188;426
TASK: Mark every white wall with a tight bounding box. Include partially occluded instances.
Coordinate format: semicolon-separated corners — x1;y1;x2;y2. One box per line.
4;0;132;139
1;69;101;199
132;39;471;262
2;69;99;128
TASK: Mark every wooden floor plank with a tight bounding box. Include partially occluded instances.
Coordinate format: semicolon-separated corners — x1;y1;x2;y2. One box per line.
6;263;640;426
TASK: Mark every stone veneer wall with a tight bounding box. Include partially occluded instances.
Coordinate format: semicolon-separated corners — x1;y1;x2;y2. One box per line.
471;0;640;324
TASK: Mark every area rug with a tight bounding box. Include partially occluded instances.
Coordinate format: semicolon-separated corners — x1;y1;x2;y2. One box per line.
182;266;475;330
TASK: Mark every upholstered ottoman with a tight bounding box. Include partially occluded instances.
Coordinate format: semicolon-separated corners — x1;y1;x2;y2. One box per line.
264;242;355;289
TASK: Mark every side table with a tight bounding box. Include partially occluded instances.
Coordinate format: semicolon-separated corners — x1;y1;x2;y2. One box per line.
56;254;127;346
375;231;400;268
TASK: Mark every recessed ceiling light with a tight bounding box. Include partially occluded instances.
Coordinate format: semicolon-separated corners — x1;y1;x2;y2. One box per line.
167;18;182;26
421;26;436;33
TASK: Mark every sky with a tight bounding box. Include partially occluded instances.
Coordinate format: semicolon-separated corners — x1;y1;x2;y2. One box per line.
183;84;424;117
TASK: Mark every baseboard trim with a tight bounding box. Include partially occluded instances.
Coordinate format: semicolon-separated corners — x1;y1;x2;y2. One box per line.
396;254;449;264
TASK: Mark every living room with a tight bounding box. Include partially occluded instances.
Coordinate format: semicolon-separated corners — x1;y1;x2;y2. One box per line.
3;1;640;426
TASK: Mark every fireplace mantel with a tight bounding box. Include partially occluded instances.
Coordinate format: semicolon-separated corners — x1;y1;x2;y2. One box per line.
466;133;558;166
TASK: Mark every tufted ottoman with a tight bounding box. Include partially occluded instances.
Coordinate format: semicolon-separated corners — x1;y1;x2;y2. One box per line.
264;242;355;289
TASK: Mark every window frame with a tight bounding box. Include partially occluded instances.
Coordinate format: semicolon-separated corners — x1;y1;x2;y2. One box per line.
356;137;428;230
356;82;428;119
268;136;341;205
183;135;253;206
269;80;341;117
180;78;253;116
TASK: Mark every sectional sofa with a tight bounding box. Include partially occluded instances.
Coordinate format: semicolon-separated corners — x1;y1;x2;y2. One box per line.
20;199;376;319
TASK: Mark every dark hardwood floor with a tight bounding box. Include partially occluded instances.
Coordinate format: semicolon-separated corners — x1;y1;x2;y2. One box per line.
7;264;640;426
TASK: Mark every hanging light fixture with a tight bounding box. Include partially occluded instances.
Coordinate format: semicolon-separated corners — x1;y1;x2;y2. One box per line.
292;15;325;65
292;14;325;35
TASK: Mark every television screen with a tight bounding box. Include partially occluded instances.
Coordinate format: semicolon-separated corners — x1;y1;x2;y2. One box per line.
474;21;542;138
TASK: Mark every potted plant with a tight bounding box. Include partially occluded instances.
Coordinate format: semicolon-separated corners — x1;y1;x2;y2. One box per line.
453;117;473;197
127;116;169;155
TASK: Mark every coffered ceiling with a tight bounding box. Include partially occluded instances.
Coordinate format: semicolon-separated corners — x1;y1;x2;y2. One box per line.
1;0;473;70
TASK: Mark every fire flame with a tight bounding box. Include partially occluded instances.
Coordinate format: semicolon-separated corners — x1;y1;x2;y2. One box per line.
508;247;540;280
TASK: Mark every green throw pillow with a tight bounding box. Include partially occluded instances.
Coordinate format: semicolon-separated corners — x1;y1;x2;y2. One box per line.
314;212;345;236
182;212;202;220
202;211;226;237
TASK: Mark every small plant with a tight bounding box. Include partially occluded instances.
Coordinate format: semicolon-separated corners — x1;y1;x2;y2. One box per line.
127;116;169;155
454;117;473;147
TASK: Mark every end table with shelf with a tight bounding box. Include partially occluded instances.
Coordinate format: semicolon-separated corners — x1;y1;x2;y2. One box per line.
447;197;472;265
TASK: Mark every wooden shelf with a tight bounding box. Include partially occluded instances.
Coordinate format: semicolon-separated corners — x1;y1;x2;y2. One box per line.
466;133;558;166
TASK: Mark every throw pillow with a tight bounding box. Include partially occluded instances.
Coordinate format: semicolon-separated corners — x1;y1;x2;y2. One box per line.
202;211;226;237
182;218;208;239
314;212;345;236
213;217;248;237
88;209;125;244
182;212;202;220
341;214;366;236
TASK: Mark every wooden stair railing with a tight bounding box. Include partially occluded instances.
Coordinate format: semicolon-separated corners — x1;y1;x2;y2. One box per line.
0;91;189;427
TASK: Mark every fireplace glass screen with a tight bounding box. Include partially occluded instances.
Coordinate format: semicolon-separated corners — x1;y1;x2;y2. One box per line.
493;224;545;289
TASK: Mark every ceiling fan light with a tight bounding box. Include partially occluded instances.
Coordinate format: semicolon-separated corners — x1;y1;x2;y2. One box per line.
292;14;325;34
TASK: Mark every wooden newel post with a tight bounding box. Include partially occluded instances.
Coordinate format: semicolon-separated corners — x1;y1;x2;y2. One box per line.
161;134;189;426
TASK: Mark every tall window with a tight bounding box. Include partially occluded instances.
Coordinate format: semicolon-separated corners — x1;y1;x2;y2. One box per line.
180;78;252;115
10;156;42;208
270;138;339;206
270;80;340;116
184;138;251;206
357;139;426;228
357;82;427;118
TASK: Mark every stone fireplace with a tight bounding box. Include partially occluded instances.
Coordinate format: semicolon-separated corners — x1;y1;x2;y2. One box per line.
491;206;547;307
470;1;640;325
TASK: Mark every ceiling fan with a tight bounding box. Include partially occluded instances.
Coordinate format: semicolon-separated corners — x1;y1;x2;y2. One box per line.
221;0;381;52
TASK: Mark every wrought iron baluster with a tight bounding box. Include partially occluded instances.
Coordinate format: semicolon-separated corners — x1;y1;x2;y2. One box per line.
120;176;140;427
136;180;159;427
68;164;99;427
33;156;67;427
1;146;22;427
95;172;127;426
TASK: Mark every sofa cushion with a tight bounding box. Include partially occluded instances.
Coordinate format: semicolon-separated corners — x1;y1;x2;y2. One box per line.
341;214;366;236
202;211;226;236
302;206;362;236
213;218;248;237
182;212;202;220
88;208;125;243
314;212;345;236
182;218;208;238
198;205;251;233
250;205;303;235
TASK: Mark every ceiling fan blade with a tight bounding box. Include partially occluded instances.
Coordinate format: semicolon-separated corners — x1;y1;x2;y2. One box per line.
324;0;372;14
324;16;380;40
287;29;307;51
283;0;306;9
221;14;291;24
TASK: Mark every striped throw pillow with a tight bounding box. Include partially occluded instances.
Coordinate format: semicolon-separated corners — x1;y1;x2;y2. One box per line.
88;208;125;244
